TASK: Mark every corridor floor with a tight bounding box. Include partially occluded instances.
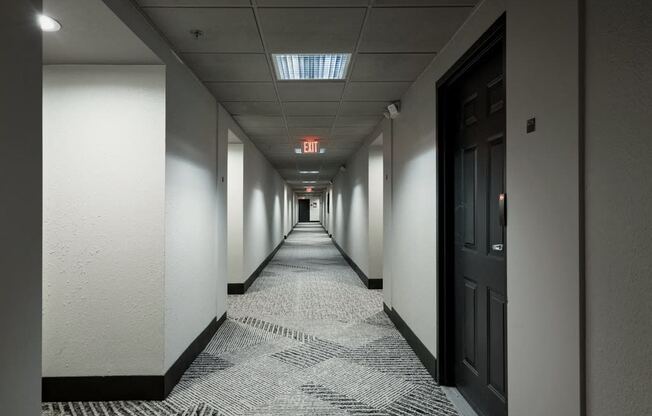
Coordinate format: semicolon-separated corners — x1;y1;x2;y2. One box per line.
42;223;459;416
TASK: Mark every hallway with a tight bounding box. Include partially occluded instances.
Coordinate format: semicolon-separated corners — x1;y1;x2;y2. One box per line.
42;224;458;416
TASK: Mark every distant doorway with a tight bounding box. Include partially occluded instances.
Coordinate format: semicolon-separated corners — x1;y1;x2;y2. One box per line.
298;199;310;222
437;16;507;416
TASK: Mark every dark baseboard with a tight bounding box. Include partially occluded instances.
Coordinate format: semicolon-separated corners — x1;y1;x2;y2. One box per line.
227;282;246;295
164;312;226;396
331;238;383;290
42;313;227;402
384;303;437;379
42;375;163;402
228;239;284;295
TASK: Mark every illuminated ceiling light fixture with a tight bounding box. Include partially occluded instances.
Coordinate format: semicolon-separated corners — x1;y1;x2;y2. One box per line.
302;181;317;184
273;53;351;80
319;148;326;154
38;14;61;32
299;171;319;174
294;147;302;154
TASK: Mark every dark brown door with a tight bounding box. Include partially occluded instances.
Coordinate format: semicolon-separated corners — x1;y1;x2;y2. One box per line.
451;40;507;416
298;199;310;222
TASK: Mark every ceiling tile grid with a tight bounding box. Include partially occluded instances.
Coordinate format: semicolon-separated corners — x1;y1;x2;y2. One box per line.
137;0;477;189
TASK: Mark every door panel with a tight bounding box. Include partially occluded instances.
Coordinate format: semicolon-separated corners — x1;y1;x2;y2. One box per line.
298;199;310;222
451;40;507;416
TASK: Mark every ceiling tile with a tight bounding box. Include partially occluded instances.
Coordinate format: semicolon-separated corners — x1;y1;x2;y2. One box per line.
323;139;364;149
258;143;293;152
207;82;277;101
339;101;389;115
335;115;382;127
374;0;476;5
234;115;285;128
221;101;281;116
283;101;340;116
332;126;375;136
278;82;345;101
137;0;250;6
182;53;271;81
351;53;436;81
329;133;367;142
257;0;368;5
288;127;331;138
286;116;335;127
143;7;262;52
359;7;473;52
241;126;288;136
343;82;411;101
249;135;289;143
258;8;366;53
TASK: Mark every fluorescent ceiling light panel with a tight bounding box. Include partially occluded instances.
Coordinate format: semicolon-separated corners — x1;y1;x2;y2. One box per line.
302;181;317;184
273;54;351;80
300;170;320;174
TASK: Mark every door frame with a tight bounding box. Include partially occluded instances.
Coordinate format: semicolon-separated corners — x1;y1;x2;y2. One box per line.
436;14;506;387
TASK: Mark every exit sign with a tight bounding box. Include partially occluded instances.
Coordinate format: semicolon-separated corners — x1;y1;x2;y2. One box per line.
302;141;319;154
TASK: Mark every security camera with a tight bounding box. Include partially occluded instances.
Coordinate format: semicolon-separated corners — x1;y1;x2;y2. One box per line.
383;101;401;119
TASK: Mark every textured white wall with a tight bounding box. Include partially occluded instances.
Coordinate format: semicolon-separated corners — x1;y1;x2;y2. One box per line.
382;119;393;307
332;142;370;276
227;142;244;284
163;58;219;370
0;0;42;412
243;134;286;280
368;145;384;280
585;1;652;414
387;0;582;414
309;197;321;221
218;105;288;284
506;1;581;414
43;65;166;376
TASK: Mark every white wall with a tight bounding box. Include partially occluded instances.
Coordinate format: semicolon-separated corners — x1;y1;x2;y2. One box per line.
43;65;167;376
384;0;582;414
368;143;384;281
585;1;652;414
382;119;393;306
101;0;227;370
163;57;219;370
0;0;42;413
227;141;244;284
283;185;294;235
331;137;371;276
309;197;321;221
506;1;581;414
218;105;288;284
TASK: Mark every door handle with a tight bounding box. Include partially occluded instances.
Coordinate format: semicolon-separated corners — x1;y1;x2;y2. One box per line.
492;244;504;251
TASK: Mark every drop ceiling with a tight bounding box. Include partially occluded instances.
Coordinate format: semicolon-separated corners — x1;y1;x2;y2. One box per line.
135;0;477;191
44;0;160;64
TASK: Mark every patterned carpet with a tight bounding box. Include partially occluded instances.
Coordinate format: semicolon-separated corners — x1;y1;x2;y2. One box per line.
42;223;458;416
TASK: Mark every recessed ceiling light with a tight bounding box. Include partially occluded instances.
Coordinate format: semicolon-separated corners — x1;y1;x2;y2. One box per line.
273;53;351;80
302;181;317;184
38;14;61;32
300;171;320;174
